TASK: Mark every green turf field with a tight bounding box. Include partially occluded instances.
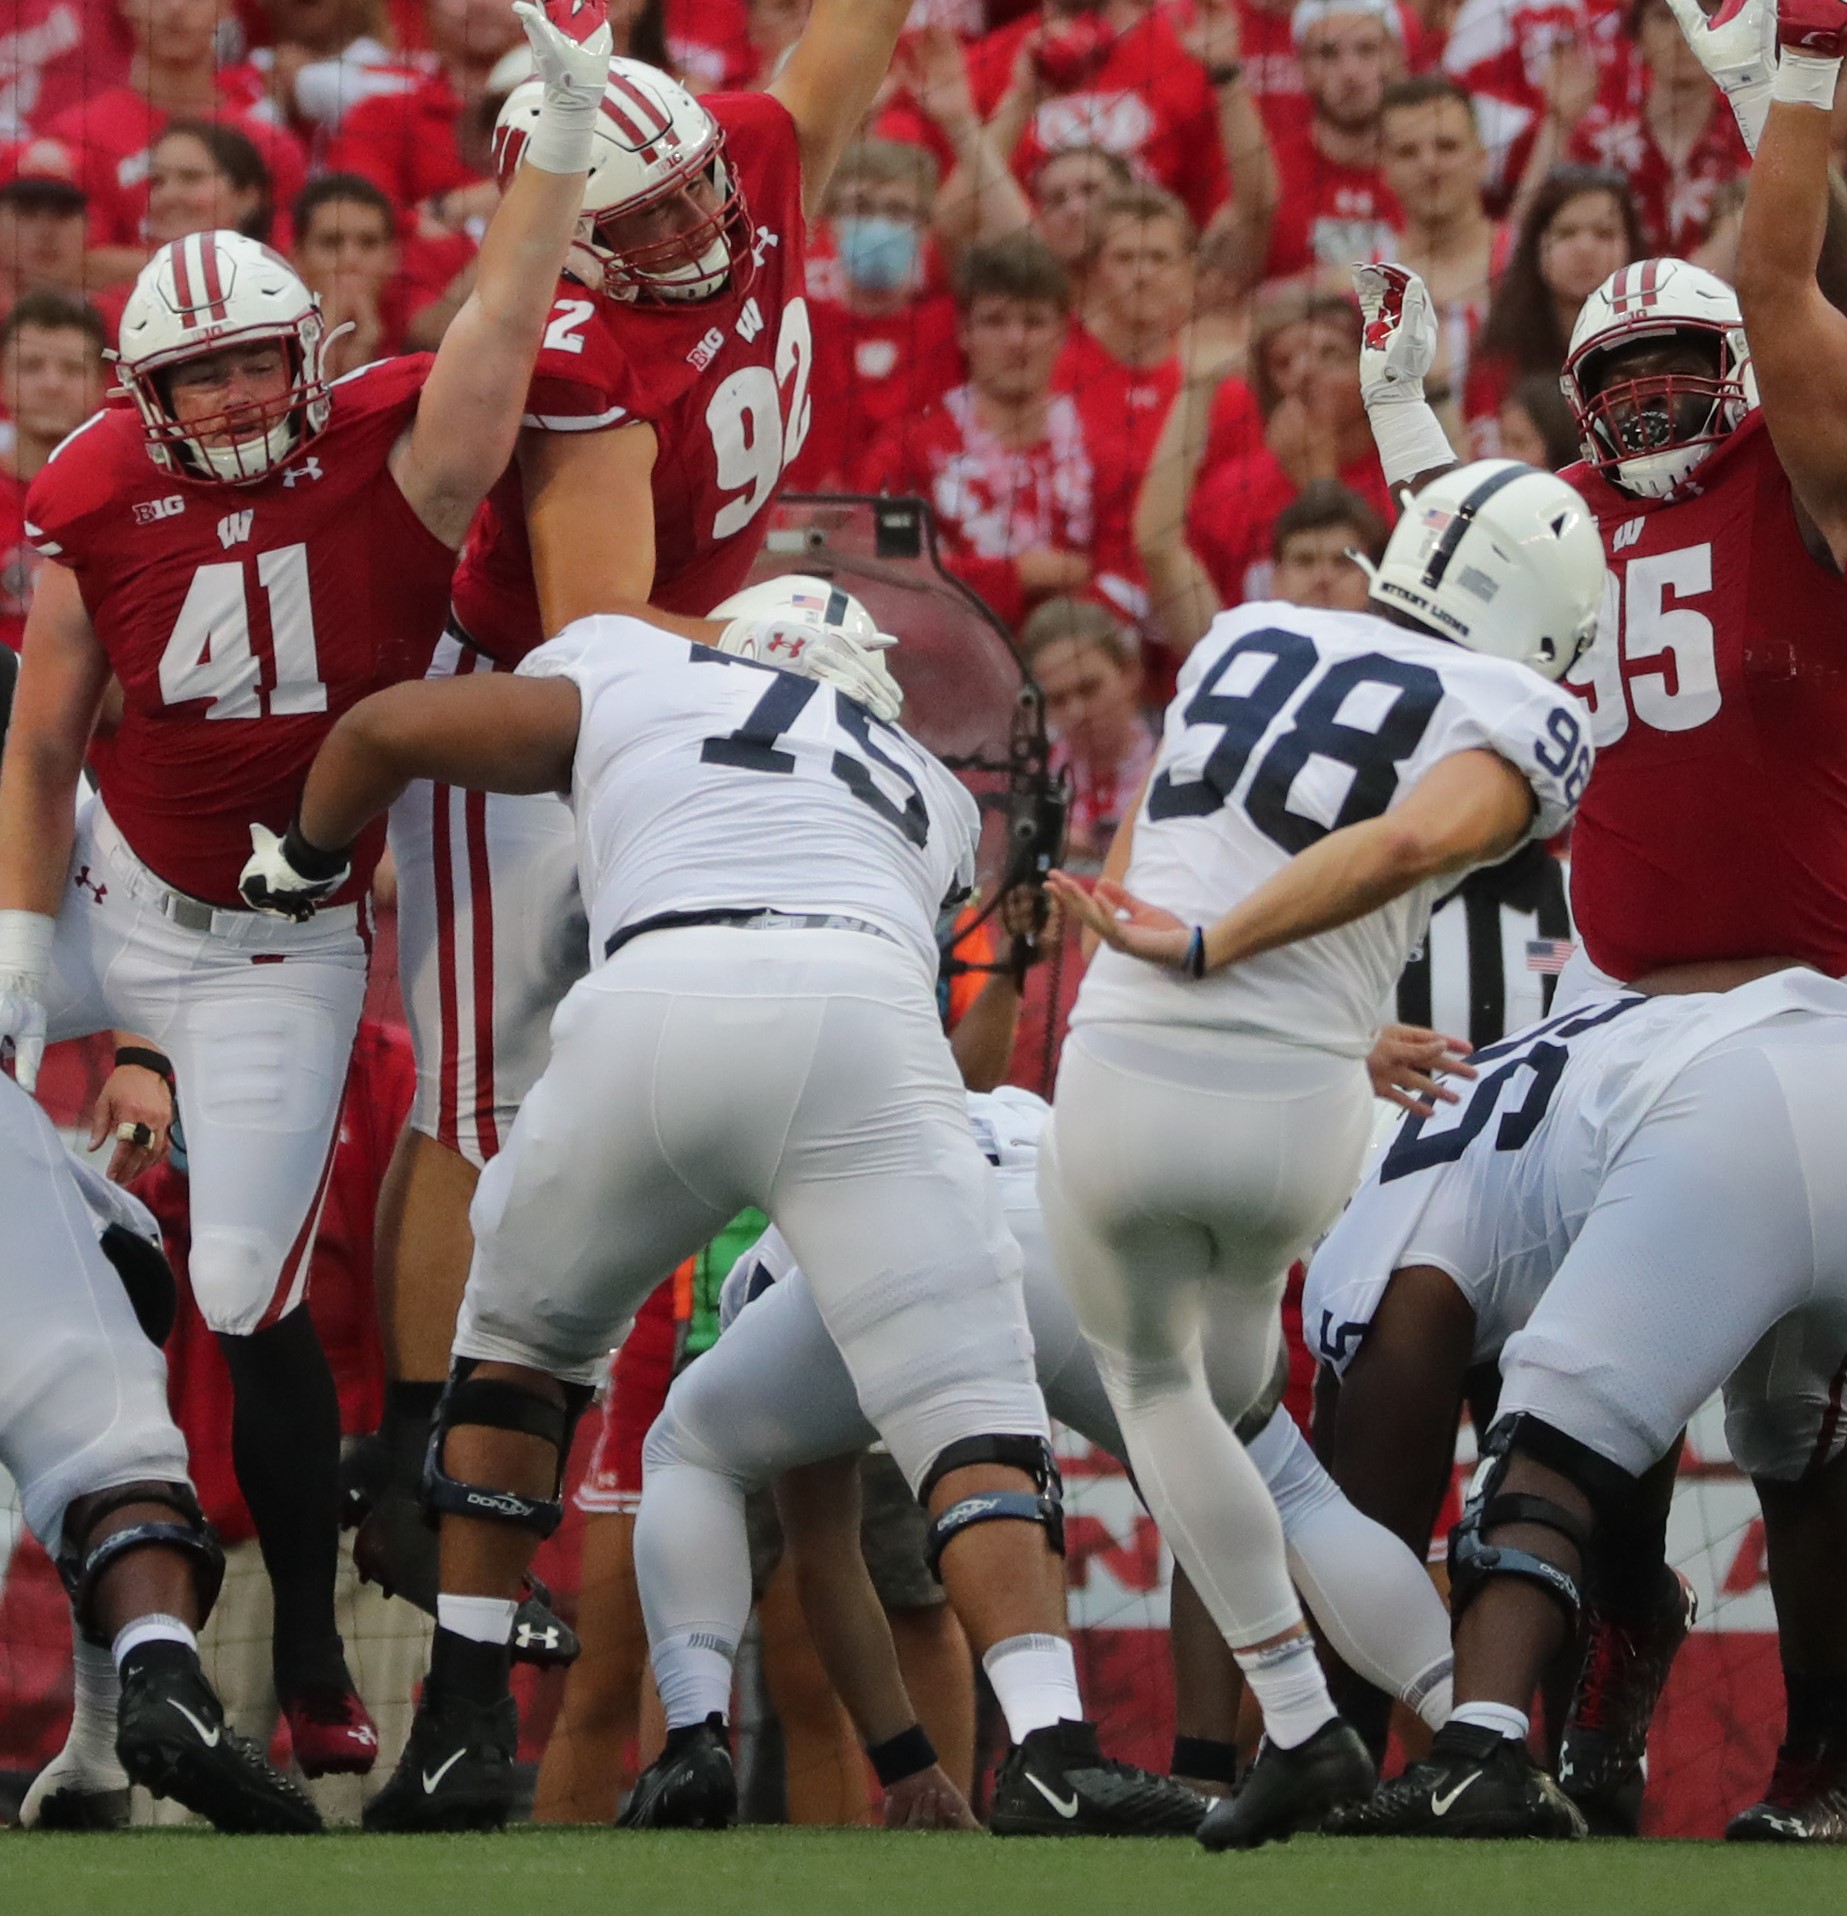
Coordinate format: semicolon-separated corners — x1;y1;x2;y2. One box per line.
5;1830;1839;1916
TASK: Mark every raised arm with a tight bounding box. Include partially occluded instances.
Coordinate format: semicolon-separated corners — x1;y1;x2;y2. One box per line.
903;23;1035;254
1183;0;1280;264
389;0;610;548
1353;264;1457;495
1049;748;1535;977
771;0;917;218
1734;15;1847;563
239;675;583;920
0;563;110;1089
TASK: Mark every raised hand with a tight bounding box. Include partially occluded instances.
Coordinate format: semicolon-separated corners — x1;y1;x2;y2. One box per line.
1664;0;1777;150
1354;261;1438;408
514;0;615;87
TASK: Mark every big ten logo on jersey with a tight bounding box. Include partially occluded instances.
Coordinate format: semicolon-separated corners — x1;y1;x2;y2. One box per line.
706;295;813;542
1568;539;1719;746
134;494;185;525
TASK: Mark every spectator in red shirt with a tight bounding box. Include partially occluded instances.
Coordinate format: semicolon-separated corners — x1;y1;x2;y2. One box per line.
1055;182;1193;626
324;0;522;230
1018;595;1156;869
146;119;274;243
664;0;752;91
0;0;134;141
970;0;1234;234
0;292;104;653
1375;75;1502;442
1028;141;1133;295
0;139;90;315
1463;160;1640;452
1138;285;1389;638
1263;0;1404;284
1554;0;1748;257
1266;474;1385;610
1440;0;1593;202
222;0;424;163
790;139;965;488
46;0;307;271
859;233;1092;632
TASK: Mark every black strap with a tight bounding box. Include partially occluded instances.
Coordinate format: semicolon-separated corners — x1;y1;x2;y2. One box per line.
114;1045;175;1089
1464;883;1506;1050
605;908;783;960
1421;463;1531;589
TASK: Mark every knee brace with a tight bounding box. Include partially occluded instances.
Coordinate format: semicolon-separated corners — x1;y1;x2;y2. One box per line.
1447;1414;1633;1627
422;1360;594;1540
57;1481;225;1647
99;1224;178;1348
918;1434;1065;1581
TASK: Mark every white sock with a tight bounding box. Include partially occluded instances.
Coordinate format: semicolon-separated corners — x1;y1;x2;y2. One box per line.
650;1629;736;1731
110;1613;197;1673
1406;1655;1454;1730
1234;1632;1338;1751
435;1593;517;1646
981;1633;1083;1743
1450;1699;1530;1742
68;1636;126;1772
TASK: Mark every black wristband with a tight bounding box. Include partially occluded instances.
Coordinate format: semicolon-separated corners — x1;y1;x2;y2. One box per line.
868;1723;938;1788
282;817;351;882
1205;60;1243;87
1171;1733;1242;1788
1184;925;1208;979
114;1044;175;1090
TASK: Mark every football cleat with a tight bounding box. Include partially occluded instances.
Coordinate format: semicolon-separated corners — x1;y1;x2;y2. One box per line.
279;1678;380;1778
1326;1720;1587;1839
116;1644;321;1835
621;1714;737;1829
362;1689;518;1833
353;1488;579;1667
1558;1568;1696;1833
1726;1745;1847;1843
18;1744;130;1830
1197;1719;1376;1851
989;1719;1208;1837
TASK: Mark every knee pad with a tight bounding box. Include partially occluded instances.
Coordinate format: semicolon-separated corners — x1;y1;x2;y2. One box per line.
188;1230;280;1336
918;1434;1065;1581
1447;1414;1632;1627
98;1224;178;1348
422;1360;594;1540
57;1481;225;1647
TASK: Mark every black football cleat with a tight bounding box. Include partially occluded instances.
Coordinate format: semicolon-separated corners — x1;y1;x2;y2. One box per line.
1326;1720;1586;1839
1198;1719;1375;1851
989;1718;1207;1837
1726;1745;1847;1843
353;1489;579;1669
621;1714;737;1829
116;1644;321;1835
362;1689;518;1833
1558;1568;1696;1833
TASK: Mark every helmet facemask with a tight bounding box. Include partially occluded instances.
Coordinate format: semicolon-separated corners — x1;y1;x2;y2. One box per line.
1565;325;1751;502
583;143;753;304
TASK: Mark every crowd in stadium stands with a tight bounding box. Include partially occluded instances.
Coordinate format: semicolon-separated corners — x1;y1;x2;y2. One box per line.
0;0;1794;1833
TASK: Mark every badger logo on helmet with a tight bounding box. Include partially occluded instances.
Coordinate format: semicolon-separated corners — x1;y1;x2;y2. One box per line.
111;230;335;486
1560;258;1756;502
494;56;754;305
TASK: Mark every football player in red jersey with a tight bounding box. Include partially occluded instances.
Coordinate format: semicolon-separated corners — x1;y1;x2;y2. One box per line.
0;0;610;1787
370;0;921;1622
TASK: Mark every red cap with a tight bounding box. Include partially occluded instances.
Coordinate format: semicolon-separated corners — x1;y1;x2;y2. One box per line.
0;138;86;204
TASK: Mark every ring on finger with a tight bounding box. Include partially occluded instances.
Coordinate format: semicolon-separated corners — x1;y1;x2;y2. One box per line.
116;1119;155;1150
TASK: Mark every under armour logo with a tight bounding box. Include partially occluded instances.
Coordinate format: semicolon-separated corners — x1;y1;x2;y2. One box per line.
515;1622;561;1652
1611;516;1645;553
73;865;106;904
749;227;780;269
281;458;323;487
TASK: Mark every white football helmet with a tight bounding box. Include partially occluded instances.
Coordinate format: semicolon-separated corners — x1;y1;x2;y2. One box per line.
113;231;331;485
710;575;904;722
1362;460;1605;681
494;57;751;304
1561;257;1755;501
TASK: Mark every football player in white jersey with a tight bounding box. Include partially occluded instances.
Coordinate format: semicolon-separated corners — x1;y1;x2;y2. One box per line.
632;1084;1458;1828
1320;967;1847;1840
1042;458;1606;1848
0;1073;318;1835
239;580;1206;1837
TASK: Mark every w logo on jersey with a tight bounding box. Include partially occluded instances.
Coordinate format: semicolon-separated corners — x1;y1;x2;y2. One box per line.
736;298;765;343
218;510;253;549
1611;517;1645;553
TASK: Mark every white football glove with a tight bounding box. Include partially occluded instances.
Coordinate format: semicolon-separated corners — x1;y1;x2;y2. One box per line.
0;907;53;1095
510;0;614;174
718;615;906;723
1355;262;1439;410
1665;0;1776;153
239;822;352;923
